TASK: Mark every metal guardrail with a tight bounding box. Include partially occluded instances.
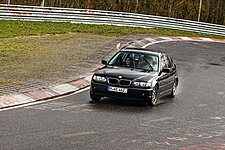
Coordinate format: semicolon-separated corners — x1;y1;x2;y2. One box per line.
0;4;225;37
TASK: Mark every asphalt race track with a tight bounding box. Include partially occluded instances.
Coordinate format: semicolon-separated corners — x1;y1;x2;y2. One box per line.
0;40;225;150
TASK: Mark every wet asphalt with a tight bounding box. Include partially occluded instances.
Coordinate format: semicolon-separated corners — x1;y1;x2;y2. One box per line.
0;41;225;150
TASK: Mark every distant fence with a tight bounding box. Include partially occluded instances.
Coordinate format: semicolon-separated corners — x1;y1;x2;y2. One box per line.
0;4;225;37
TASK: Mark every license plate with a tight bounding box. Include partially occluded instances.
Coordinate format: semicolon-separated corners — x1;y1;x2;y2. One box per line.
108;86;128;93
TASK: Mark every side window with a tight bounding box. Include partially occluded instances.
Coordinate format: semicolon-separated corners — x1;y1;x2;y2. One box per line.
161;55;167;69
165;55;173;68
161;55;172;69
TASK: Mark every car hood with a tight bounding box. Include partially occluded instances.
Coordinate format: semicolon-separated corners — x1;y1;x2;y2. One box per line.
96;67;158;82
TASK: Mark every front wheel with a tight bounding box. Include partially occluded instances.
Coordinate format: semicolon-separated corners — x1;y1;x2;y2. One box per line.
90;91;101;102
170;81;177;98
145;86;158;106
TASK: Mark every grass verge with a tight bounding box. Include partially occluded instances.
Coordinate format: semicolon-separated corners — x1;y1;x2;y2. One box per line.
0;33;117;85
0;20;224;39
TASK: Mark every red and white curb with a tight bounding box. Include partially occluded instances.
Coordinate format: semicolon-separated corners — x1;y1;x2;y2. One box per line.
127;36;225;48
0;74;93;109
1;36;224;109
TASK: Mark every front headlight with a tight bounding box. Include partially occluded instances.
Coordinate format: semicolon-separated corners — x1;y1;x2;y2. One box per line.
133;82;151;87
93;75;107;82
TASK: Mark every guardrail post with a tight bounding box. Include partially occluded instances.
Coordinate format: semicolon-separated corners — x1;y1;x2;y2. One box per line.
198;0;203;22
40;0;45;7
7;0;10;5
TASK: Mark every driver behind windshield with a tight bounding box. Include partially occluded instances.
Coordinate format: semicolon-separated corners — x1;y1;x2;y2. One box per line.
125;57;133;67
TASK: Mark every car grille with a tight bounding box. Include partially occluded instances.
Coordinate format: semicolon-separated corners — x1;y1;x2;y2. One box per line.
119;79;131;86
108;78;118;85
107;78;131;87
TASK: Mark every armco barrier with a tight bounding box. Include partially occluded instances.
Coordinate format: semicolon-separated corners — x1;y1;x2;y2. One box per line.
0;4;225;37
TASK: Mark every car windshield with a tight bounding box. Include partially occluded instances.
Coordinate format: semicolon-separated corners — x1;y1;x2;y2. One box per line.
108;51;159;72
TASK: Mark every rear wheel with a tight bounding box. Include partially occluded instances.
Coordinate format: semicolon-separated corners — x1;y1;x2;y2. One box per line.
145;86;158;106
90;91;101;102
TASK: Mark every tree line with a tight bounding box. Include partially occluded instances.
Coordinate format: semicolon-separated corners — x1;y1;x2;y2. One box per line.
1;0;225;25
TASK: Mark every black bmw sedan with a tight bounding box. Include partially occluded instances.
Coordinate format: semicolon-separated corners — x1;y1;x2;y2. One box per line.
90;47;178;106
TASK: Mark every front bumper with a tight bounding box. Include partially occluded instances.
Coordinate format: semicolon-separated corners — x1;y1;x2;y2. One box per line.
91;81;153;101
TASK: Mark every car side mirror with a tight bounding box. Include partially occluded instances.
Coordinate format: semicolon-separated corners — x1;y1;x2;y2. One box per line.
162;68;170;73
101;60;107;65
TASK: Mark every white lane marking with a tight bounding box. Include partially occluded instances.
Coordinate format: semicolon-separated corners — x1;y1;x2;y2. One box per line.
0;87;90;112
167;137;188;141
142;40;174;48
178;37;193;40
144;38;157;42
63;131;97;137
158;37;173;40
151;117;173;122
217;91;224;95
196;104;208;107
209;116;225;120
199;37;214;41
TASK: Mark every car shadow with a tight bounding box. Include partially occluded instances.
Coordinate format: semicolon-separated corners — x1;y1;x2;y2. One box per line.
88;97;173;113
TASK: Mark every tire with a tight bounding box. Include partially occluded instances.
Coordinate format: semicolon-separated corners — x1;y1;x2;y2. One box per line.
170;80;177;98
90;91;101;102
146;86;158;106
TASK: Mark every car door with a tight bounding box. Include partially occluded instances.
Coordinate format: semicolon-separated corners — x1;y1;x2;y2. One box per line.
158;54;175;97
165;55;176;91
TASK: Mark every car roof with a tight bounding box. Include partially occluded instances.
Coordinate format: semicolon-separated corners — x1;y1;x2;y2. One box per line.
120;47;164;56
